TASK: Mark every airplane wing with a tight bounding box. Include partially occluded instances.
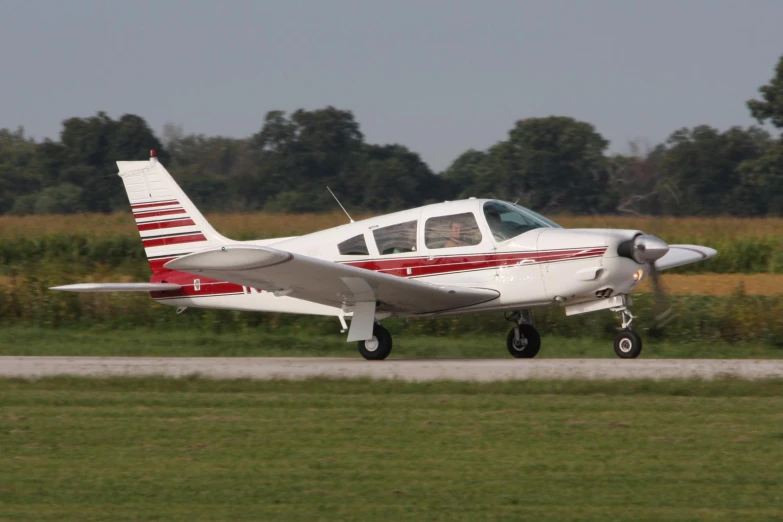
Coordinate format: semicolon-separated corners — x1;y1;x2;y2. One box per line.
165;245;500;341
50;283;182;292
655;244;717;271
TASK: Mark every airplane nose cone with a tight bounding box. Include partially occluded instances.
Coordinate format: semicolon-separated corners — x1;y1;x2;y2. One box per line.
617;234;670;264
635;235;669;262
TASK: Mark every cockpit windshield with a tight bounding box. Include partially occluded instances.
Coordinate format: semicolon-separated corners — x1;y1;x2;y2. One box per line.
483;201;562;241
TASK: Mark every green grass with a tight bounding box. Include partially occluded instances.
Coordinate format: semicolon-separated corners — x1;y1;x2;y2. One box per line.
1;325;782;359
1;377;782;521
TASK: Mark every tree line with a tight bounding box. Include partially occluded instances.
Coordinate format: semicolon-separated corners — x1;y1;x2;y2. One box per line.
2;55;783;217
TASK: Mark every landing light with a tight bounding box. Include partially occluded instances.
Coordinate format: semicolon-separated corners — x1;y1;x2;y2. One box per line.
633;269;644;282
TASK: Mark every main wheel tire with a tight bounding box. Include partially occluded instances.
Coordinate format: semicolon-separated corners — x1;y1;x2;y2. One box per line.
614;330;643;359
506;324;541;359
357;324;393;361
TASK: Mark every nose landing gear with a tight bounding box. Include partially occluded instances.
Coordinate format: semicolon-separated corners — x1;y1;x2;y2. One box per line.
612;305;643;359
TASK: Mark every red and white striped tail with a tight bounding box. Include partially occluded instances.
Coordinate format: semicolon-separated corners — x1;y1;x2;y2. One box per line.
117;151;231;275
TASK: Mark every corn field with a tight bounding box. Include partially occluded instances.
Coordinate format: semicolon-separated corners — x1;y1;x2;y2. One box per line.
2;212;783;240
0;213;781;273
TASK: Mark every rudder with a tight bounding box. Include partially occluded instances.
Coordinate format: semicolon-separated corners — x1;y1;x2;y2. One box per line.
117;150;232;275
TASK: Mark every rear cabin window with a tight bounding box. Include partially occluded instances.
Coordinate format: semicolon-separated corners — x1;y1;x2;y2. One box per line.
425;213;482;249
338;234;369;256
373;221;418;255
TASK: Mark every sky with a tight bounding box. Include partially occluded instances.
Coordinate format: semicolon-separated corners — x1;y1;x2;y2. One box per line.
1;0;782;171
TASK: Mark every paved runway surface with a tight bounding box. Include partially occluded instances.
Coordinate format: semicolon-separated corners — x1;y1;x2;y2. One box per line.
1;357;783;381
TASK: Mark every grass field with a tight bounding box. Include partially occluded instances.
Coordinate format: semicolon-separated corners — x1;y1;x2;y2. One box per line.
1;326;781;359
1;377;782;521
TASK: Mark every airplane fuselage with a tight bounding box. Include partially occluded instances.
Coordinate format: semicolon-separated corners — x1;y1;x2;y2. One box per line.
146;199;647;319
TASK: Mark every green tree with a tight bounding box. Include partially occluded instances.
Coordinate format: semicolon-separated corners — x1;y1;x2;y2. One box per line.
252;107;365;212
659;126;770;216
163;127;257;212
250;107;443;213
748;54;783;130
32;183;85;214
0;128;40;213
738;139;783;215
58;112;165;212
451;117;615;213
359;144;440;211
607;142;668;216
442;149;487;198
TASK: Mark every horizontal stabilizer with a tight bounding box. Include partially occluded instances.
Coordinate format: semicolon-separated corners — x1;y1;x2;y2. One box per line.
655;245;717;271
50;283;182;293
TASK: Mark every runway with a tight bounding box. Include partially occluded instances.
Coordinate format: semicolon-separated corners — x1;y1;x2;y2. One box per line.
1;357;783;381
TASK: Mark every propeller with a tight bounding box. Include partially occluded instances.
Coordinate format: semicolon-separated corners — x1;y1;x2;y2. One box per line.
617;234;673;331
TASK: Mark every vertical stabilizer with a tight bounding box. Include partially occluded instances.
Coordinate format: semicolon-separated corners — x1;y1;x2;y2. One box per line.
117;150;232;275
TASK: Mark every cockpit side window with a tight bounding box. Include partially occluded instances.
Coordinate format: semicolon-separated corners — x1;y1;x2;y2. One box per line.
338;234;369;256
483;201;558;241
373;221;418;255
425;213;482;249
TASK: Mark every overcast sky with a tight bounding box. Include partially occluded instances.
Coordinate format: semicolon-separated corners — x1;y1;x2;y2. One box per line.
1;0;782;171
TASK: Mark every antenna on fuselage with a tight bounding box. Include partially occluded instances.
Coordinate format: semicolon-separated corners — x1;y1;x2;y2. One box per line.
326;186;354;223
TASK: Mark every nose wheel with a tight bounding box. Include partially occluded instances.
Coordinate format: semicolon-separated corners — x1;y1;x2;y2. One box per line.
614;330;642;359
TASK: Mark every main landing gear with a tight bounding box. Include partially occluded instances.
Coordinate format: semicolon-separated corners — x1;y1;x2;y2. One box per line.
612;307;643;359
505;310;541;358
357;323;393;361
501;303;644;360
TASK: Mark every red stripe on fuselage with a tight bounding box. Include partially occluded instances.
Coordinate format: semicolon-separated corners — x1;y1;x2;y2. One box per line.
137;218;196;232
134;208;187;218
142;233;207;248
345;248;606;277
131;200;179;210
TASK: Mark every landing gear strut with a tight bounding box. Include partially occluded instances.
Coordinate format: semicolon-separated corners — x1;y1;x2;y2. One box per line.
612;305;643;359
357;323;393;361
505;310;541;359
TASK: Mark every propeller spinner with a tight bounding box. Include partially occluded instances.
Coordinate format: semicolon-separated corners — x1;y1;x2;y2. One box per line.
617;234;669;264
618;234;672;331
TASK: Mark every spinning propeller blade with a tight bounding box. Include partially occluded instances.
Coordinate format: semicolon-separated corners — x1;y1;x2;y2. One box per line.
646;260;673;332
617;233;672;331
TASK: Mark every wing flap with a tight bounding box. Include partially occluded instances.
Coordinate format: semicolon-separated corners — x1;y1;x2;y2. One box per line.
655;245;717;271
50;283;182;293
166;246;499;314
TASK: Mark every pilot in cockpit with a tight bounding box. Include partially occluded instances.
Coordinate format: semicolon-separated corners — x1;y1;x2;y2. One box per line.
443;220;467;248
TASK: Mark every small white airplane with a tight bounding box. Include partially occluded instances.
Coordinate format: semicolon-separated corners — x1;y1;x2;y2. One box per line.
52;150;716;360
